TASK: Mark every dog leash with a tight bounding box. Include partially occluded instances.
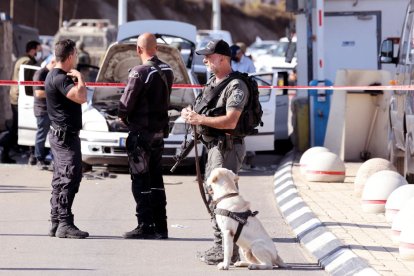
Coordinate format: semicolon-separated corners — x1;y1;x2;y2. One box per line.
193;125;213;217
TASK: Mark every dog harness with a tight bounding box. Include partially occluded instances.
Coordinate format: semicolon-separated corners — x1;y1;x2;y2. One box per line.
212;193;259;243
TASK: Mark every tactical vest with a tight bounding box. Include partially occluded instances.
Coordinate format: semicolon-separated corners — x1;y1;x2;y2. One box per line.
194;71;262;138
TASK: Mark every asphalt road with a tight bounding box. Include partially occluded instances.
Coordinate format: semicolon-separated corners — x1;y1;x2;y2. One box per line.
0;153;327;275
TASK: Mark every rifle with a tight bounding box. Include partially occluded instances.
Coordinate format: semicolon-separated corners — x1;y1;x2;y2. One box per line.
169;125;212;216
170;138;195;173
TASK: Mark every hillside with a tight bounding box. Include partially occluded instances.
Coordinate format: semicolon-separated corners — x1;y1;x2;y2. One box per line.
0;0;292;45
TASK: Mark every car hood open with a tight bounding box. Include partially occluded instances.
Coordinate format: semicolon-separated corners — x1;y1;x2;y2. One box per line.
92;42;195;111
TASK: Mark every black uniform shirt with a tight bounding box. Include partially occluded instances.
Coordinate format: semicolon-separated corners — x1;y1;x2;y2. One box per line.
118;56;174;133
33;67;49;117
45;68;82;131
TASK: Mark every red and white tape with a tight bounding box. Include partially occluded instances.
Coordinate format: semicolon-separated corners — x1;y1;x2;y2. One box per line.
0;79;413;91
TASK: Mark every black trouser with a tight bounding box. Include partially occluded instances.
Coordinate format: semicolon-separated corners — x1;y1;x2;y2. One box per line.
126;131;167;233
10;104;18;148
49;131;82;223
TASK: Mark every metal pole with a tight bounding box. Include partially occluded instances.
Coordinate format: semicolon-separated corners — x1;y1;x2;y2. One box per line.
59;0;63;28
306;0;313;83
118;0;127;26
212;0;221;30
10;0;14;19
315;0;324;81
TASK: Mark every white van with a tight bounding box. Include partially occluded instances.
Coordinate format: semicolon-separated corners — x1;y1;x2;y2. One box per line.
379;0;414;179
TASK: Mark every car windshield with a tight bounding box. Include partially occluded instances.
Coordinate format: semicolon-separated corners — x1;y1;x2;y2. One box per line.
249;41;278;51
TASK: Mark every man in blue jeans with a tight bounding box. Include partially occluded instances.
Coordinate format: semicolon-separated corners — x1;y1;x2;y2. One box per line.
33;56;56;168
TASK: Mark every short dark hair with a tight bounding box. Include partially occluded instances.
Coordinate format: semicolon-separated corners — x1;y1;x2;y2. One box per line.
54;39;76;62
26;40;41;53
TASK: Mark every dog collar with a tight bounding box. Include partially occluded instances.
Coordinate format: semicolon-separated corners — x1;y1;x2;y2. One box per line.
211;192;239;209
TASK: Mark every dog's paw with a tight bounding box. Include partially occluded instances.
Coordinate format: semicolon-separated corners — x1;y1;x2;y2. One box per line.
217;262;229;270
234;261;249;267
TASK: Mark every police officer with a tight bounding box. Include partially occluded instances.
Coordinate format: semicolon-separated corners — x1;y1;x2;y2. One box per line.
45;39;89;239
181;39;249;265
8;40;42;164
118;33;174;239
33;56;56;168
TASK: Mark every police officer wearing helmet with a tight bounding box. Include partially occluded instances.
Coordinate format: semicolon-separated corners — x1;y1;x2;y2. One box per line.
45;39;89;239
118;33;174;239
181;39;249;264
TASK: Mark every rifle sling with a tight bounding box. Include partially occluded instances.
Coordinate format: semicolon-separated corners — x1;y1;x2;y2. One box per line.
194;74;239;114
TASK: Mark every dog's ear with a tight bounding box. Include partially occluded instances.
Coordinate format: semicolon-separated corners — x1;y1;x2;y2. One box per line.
209;168;221;184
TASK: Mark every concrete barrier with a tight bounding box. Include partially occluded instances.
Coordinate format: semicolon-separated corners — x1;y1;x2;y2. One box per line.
391;197;414;244
400;215;414;260
299;146;330;175
305;151;346;182
385;185;414;223
354;158;397;197
361;170;407;213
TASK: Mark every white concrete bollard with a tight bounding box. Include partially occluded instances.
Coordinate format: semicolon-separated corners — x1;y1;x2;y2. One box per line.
361;170;407;214
305;152;346;182
385;185;414;223
391;197;414;244
354;158;397;197
299;147;330;175
399;212;414;260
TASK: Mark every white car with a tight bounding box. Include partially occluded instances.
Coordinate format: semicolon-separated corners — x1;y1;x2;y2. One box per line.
247;39;279;62
254;41;297;72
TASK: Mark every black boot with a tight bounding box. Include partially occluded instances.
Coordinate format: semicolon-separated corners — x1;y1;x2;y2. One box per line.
154;219;168;239
56;216;89;239
48;220;59;237
1;149;16;164
122;223;160;239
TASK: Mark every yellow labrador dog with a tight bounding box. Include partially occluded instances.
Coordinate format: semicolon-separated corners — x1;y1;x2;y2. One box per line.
207;168;285;270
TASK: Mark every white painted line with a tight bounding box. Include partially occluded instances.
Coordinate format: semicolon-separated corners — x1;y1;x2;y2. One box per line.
324;249;359;272
274;178;294;194
274;165;291;178
279;197;304;212
306;232;337;252
285;206;313;222
293;218;321;236
274;173;293;187
275;187;297;202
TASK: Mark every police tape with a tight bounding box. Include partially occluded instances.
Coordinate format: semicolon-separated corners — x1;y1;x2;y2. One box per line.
0;79;413;91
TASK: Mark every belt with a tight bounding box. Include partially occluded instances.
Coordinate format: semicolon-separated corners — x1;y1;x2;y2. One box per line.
206;136;243;149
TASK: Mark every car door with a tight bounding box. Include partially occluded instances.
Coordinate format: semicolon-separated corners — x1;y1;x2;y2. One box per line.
244;72;277;152
18;64;41;147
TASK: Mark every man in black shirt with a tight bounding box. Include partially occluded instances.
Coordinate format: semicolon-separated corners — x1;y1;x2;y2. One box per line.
119;33;174;239
33;56;56;168
45;39;88;239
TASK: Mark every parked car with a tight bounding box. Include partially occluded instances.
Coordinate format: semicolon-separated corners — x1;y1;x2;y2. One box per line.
254;40;297;73
249;71;293;153
246;38;279;62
